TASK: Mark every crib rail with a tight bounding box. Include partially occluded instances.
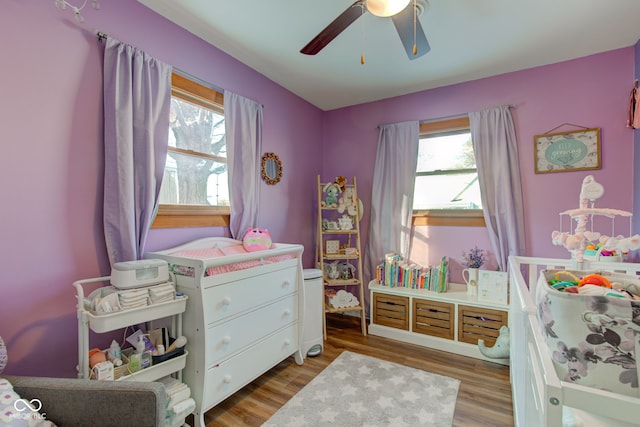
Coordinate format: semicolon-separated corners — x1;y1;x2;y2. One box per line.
508;255;640;427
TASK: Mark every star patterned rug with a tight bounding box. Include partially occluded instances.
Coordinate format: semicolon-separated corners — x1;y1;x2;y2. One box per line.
262;350;460;427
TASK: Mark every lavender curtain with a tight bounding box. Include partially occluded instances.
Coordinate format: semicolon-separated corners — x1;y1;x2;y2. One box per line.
225;91;264;239
469;106;526;271
365;121;419;303
103;37;172;264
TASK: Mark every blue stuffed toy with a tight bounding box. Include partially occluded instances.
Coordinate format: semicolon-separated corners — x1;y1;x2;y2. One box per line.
322;182;341;208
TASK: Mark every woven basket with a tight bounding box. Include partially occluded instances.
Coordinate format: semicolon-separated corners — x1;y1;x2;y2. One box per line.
89;349;132;380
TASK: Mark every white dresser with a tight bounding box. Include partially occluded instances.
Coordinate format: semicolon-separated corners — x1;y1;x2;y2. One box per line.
147;239;305;427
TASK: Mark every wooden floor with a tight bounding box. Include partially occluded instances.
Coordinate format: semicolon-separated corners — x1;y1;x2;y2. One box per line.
197;314;514;426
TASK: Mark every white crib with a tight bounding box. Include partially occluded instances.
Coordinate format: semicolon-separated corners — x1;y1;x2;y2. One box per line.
509;256;640;427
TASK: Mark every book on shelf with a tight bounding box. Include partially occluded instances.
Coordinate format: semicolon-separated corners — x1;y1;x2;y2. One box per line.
375;253;445;290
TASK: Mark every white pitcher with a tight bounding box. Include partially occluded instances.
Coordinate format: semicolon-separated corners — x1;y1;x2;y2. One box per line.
462;267;479;298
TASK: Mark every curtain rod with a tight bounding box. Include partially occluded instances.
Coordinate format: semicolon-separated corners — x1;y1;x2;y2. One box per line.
419;112;468;125
375;105;517;129
419;105;517;125
95;30;230;101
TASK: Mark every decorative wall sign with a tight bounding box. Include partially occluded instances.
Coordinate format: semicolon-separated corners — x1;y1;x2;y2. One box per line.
534;127;601;174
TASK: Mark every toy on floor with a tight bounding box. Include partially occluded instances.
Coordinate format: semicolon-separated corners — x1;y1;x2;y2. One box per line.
478;325;510;359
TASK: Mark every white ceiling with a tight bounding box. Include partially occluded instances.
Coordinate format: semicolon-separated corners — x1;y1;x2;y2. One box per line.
138;0;640;111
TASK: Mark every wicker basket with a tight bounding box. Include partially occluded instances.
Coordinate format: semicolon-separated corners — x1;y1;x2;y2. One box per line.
89;349;133;380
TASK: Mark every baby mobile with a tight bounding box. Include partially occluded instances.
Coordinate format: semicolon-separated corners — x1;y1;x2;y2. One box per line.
551;175;640;263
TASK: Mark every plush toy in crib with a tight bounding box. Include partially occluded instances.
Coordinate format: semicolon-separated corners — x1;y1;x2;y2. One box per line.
243;227;273;252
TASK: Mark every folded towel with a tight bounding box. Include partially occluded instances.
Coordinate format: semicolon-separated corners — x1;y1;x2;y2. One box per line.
148;282;176;304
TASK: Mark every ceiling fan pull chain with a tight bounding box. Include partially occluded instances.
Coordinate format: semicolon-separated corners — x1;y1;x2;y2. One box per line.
413;0;418;55
361;3;366;64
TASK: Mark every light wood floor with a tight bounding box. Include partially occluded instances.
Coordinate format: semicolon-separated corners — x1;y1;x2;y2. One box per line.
197;314;514;426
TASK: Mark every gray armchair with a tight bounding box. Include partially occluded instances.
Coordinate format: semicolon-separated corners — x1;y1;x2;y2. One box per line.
4;375;168;427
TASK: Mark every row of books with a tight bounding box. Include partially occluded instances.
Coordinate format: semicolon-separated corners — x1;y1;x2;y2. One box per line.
375;253;449;292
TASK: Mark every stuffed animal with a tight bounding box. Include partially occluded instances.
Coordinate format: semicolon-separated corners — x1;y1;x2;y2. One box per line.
337;186;358;216
242;227;272;252
322;182;341;208
324;261;340;280
478;325;510;359
339;262;356;280
334;175;347;192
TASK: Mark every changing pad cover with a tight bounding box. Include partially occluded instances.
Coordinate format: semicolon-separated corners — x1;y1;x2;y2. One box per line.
170;244;295;277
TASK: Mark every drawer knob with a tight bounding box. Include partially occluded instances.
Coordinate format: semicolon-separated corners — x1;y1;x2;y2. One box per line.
282;280;290;287
284;339;291;346
283;309;291;316
222;297;231;305
222;336;231;344
223;375;232;384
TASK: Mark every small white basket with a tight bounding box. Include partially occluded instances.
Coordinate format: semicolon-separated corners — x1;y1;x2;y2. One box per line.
582;247;623;263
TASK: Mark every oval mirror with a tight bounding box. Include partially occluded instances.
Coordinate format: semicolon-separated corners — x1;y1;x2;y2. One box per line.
261;152;282;185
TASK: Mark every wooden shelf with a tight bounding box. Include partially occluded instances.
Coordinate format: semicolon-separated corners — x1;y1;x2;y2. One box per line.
321;230;358;234
323;254;360;260
316;175;366;339
325;304;365;314
324;278;360;286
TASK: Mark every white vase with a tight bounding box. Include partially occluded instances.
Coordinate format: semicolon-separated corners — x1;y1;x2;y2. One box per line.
462;267;479;298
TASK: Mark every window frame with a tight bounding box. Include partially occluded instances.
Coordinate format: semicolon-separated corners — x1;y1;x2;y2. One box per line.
152;73;229;229
413;117;485;227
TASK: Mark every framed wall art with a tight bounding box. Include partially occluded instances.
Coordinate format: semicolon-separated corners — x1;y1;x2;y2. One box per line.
325;239;340;255
534;127;601;174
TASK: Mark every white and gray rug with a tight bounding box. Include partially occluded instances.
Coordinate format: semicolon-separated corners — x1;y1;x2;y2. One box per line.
262;350;460;427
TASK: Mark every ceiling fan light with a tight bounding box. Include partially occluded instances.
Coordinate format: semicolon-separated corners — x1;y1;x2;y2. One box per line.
365;0;411;17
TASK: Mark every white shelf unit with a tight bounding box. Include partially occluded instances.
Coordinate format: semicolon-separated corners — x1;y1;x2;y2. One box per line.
368;281;509;364
74;276;188;382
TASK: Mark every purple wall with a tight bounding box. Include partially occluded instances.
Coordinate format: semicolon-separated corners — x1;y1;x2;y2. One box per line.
1;0;323;377
1;0;636;377
324;48;636;278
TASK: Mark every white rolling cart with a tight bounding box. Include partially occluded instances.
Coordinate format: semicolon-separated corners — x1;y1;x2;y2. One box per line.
74;276;191;426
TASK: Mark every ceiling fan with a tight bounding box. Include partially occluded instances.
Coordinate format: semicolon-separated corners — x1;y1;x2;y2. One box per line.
300;0;430;60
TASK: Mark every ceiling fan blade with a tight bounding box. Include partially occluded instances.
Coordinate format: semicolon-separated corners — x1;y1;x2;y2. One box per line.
391;3;430;60
301;1;364;55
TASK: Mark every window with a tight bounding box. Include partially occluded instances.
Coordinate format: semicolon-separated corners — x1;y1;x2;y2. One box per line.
153;73;230;228
413;117;485;227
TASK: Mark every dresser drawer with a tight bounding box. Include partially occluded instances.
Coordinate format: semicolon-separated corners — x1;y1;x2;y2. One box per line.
372;292;409;330
205;295;298;367
457;305;507;346
412;298;454;340
201;324;299;411
202;266;297;324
